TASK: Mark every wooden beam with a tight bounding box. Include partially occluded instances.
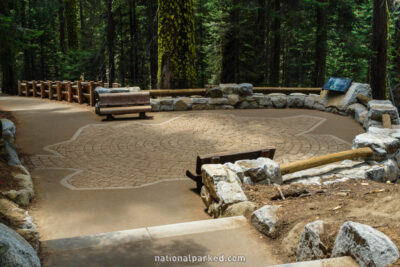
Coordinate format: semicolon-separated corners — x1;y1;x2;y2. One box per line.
18;81;21;96
24;80;29;96
89;81;95;106
56;81;62;101
382;114;392;129
32;80;37;97
48;81;53;100
40;82;45;98
254;87;321;94
280;147;374;177
356;93;372;106
67;82;72;102
77;82;83;104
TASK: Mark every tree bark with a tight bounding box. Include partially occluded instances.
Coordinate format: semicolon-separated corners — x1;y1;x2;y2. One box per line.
106;0;115;84
371;0;388;100
314;0;328;87
270;0;281;86
64;0;79;50
221;0;240;83
58;0;66;53
157;0;197;89
147;0;158;89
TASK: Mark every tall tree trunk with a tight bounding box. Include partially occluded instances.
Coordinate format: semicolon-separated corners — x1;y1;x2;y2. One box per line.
64;0;79;50
270;0;281;86
79;0;84;31
119;7;125;87
129;0;136;83
256;0;266;84
106;0;115;84
314;0;327;87
157;0;197;89
221;0;240;83
147;0;158;89
371;0;388;100
21;0;32;79
58;0;66;53
0;0;17;94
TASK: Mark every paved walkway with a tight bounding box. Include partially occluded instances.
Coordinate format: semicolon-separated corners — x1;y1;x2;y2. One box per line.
0;96;364;266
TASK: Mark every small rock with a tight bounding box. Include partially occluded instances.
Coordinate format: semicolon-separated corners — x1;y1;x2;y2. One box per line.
222;201;257;218
220;84;240;95
238;83;253;96
227;94;240;106
332;221;399;267
173;97;192;111
191;98;209;105
192;104;214;110
0;223;41;267
235;158;282;184
259;96;272;107
304;94;320;109
206;87;223;98
150;99;160;111
269;93;287;108
224;162;245;181
367;100;400;123
215;181;247;205
214;105;234;110
353;133;400;159
296;220;328;261
287;93;305;108
348;103;368;125
201;164;241;199
209;98;229;105
238;101;250;109
251;205;281;238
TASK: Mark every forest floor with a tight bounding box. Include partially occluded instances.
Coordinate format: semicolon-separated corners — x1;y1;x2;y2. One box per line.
243;179;400;266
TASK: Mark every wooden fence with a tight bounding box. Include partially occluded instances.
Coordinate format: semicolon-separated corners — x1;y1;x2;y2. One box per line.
18;80;321;106
17;80;110;106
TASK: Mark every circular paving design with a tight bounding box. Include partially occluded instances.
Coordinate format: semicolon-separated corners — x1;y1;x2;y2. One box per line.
28;113;351;190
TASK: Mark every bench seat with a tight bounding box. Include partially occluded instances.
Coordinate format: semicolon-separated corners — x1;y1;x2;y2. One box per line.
98;105;152;115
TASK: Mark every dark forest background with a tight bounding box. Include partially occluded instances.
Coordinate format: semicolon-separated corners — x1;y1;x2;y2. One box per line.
0;0;399;93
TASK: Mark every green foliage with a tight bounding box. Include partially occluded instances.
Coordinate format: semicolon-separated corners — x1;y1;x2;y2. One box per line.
64;0;79;49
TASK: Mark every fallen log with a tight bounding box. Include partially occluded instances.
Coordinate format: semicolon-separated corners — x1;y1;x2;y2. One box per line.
280;147;373;177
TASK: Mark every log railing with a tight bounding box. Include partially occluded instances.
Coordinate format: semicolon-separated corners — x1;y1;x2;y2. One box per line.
18;80;321;106
17;80;106;106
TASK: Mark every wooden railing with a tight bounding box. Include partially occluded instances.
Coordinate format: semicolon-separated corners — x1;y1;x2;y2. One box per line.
17;80;108;106
18;80;321;106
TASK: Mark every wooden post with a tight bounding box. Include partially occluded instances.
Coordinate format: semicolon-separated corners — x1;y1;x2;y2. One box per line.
98;81;104;87
48;81;53;100
356;93;372;106
56;81;62;101
32;80;37;97
67;82;72;102
89;81;95;106
18;81;22;96
382;114;392;129
112;83;119;88
24;80;29;96
40;82;45;98
280;147;374;178
77;81;83;104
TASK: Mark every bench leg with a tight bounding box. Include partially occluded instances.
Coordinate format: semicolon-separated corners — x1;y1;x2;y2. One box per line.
106;114;114;121
139;112;147;119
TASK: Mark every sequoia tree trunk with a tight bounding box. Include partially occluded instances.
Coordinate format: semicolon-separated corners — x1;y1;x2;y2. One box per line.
106;0;115;84
64;0;79;49
314;0;327;87
157;0;197;89
370;0;388;100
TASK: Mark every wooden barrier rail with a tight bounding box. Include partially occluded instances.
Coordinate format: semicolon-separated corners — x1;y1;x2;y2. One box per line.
18;81;321;106
17;80;104;106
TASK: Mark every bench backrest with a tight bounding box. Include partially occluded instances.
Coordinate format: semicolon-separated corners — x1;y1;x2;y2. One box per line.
97;92;150;107
195;148;276;174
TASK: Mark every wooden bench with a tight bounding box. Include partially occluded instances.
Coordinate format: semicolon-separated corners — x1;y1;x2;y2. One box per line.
186;148;276;190
95;91;152;120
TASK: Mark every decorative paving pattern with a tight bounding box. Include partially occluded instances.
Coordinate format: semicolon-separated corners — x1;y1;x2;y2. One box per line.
27;113;351;190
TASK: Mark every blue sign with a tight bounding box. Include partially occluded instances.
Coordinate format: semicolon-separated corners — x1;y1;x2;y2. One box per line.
322;77;352;93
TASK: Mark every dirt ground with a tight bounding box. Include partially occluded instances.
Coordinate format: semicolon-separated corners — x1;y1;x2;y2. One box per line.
243;179;400;266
